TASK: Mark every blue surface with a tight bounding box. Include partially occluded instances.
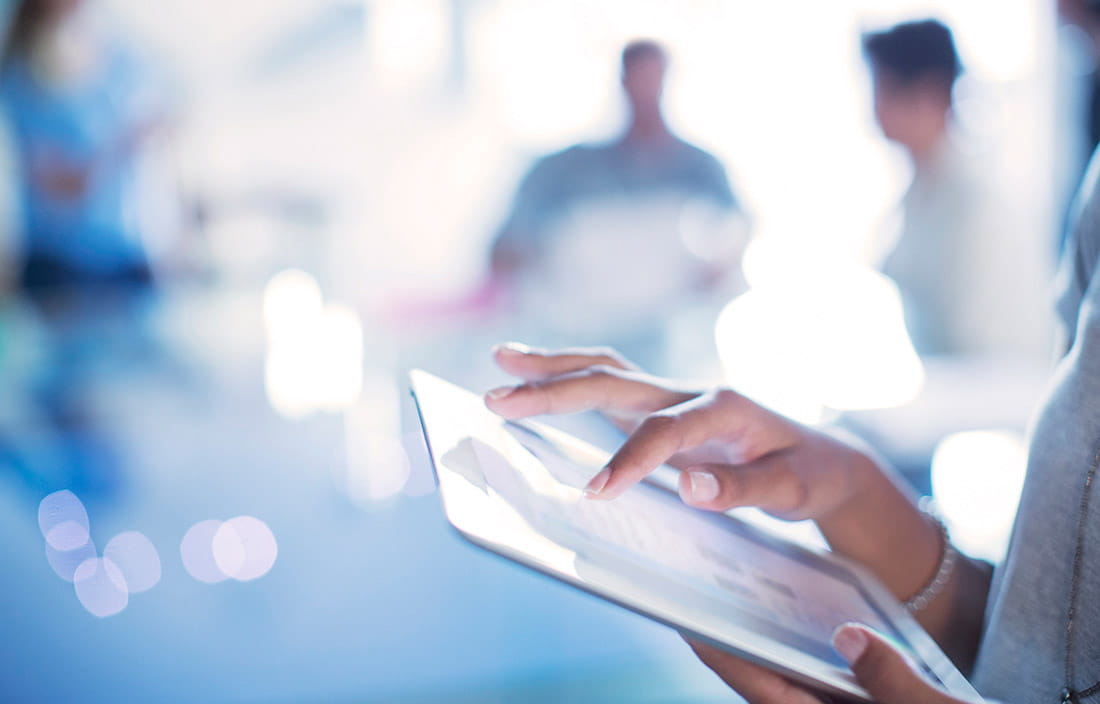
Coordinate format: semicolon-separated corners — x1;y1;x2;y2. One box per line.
0;292;736;703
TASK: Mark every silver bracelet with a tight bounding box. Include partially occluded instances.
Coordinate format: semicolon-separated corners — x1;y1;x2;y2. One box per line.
903;502;958;614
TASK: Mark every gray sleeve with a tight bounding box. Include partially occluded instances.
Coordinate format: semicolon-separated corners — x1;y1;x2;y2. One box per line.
1057;146;1100;348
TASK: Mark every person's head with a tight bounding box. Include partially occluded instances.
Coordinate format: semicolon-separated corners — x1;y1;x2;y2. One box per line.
3;0;86;63
862;19;960;156
621;39;668;121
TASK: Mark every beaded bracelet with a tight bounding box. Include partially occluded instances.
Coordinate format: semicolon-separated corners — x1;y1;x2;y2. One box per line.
903;503;958;614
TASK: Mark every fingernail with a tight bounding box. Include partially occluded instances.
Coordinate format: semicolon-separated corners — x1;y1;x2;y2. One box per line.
832;624;868;664
584;467;612;496
495;342;532;356
687;470;720;503
486;386;516;401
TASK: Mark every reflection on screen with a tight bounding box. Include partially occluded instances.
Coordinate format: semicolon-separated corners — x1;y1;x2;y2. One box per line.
449;422;909;670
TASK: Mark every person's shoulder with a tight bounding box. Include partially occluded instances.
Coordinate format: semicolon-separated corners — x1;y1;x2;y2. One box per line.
670;136;725;167
524;141;604;178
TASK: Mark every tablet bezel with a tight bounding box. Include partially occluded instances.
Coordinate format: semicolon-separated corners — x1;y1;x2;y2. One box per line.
410;369;979;703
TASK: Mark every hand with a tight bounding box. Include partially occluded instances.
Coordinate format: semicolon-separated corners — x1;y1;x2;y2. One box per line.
485;342;873;522
688;624;981;704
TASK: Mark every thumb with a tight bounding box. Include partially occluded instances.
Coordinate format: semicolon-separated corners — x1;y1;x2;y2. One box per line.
832;624;963;704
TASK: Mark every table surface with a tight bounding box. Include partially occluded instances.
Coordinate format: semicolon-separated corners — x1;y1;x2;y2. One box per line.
0;287;738;704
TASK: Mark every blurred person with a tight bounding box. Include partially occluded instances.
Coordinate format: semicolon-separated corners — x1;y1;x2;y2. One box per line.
0;0;176;496
489;40;750;370
0;0;171;310
865;20;1044;360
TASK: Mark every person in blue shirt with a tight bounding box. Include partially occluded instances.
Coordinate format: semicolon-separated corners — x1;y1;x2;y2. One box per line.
1;0;162;303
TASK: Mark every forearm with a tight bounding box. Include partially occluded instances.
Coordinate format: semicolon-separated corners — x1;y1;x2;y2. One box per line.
815;449;991;670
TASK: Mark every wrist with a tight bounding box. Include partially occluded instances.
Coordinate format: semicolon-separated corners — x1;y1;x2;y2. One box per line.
814;446;942;600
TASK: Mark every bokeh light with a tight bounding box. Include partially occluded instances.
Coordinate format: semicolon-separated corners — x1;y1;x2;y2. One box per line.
39;490;98;582
180;520;229;584
263;269;324;338
931;430;1028;563
73;558;129;618
38;490;91;551
341;374;411;506
46;539;97;583
715;252;924;424
104;532;162;594
45;520;91;552
263;270;365;418
211;516;278;582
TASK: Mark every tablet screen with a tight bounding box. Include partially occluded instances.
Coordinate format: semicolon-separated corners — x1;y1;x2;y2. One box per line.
491;422;907;671
412;370;973;700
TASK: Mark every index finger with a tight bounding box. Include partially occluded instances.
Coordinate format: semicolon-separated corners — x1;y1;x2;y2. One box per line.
492;342;634;381
485;365;694;420
588;391;797;500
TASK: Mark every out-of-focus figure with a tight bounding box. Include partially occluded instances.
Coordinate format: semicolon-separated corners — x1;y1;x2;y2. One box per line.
490;40;750;369
0;0;176;496
864;20;1039;360
0;0;169;309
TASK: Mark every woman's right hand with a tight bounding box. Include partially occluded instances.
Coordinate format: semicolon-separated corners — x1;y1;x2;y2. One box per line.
484;342;876;523
484;343;981;699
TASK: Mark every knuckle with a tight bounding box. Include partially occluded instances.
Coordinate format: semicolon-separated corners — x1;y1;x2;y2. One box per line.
712;387;743;407
594;346;623;363
640;412;680;435
585;364;621;381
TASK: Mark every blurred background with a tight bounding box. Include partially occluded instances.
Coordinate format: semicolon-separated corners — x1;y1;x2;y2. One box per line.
0;0;1090;701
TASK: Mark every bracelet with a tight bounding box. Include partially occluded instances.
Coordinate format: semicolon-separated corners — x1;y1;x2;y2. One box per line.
903;502;958;614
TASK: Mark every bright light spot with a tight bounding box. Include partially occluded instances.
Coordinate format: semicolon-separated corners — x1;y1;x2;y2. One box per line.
104;532;162;594
368;0;449;91
39;490;98;582
38;490;90;546
46;539;97;583
715;255;923;424
314;304;364;413
73;557;128;618
932;430;1027;563
45;520;90;552
263;269;323;340
341;375;410;506
180;520;228;584
263;271;364;419
212;517;278;582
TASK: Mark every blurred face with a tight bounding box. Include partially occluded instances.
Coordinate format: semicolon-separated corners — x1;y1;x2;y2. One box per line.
870;69;950;148
622;54;666;113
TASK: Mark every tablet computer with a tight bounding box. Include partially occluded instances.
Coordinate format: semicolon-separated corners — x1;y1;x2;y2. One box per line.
410;369;979;702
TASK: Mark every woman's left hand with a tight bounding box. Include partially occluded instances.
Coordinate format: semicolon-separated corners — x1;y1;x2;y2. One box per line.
688;624;982;704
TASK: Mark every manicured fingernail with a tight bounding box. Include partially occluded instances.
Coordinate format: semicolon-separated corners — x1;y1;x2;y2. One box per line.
688;470;719;502
585;467;612;496
486;386;516;401
832;624;868;664
495;342;532;356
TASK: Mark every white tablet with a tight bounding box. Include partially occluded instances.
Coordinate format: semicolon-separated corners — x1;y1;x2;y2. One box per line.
410;370;979;702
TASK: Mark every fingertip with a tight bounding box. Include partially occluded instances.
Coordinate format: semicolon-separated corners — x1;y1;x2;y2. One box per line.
583;467;612;497
831;623;869;665
682;469;720;504
493;341;533;359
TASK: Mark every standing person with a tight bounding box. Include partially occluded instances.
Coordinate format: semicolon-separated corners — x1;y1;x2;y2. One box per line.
865;19;1047;360
0;0;169;308
490;39;750;370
